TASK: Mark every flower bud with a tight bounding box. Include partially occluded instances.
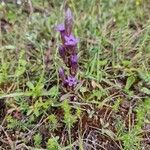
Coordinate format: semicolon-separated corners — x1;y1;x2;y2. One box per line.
70;54;78;75
59;68;66;82
56;23;65;43
65;8;73;36
58;45;67;63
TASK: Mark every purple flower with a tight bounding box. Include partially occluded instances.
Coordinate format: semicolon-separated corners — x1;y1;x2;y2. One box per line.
56;8;79;93
65;76;77;87
65;8;73;36
56;23;65;43
56;23;65;32
64;34;79;46
59;68;66;82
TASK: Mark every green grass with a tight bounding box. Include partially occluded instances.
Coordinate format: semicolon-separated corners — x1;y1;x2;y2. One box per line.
0;0;150;149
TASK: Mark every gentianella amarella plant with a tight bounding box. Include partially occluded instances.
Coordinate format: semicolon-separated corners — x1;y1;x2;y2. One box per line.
57;8;79;92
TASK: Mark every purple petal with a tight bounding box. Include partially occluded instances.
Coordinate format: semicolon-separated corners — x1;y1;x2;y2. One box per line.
65;76;77;87
64;34;79;46
56;23;65;32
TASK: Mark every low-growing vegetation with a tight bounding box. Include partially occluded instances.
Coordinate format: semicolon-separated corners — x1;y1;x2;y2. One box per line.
0;0;150;150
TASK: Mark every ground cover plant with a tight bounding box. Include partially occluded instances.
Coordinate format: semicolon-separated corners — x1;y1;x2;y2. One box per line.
0;0;150;150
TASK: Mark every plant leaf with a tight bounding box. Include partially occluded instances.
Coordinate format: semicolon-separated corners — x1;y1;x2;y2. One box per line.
125;76;136;90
